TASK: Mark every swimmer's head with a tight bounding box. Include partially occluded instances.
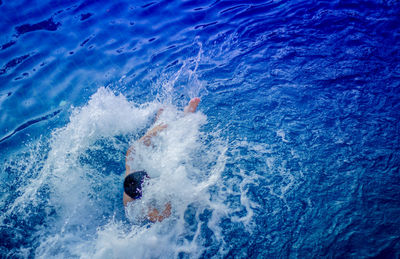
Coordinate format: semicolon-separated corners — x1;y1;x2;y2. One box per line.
124;171;149;199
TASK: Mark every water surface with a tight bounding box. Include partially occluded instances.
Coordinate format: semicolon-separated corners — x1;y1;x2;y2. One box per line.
1;0;400;258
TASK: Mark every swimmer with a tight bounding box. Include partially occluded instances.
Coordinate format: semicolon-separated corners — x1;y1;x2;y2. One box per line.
123;97;201;222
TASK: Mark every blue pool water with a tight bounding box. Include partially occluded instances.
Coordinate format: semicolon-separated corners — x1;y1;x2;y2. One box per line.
1;0;400;258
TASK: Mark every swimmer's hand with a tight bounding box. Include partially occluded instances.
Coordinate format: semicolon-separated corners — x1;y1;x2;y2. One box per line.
148;202;171;222
184;97;200;113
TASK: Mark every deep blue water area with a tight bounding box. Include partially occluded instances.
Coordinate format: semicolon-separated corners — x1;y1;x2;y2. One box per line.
1;0;400;258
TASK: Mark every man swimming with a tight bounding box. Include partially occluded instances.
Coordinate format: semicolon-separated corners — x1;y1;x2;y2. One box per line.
123;97;201;222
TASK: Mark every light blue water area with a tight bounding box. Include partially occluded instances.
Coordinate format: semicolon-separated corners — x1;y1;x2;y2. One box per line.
1;0;400;258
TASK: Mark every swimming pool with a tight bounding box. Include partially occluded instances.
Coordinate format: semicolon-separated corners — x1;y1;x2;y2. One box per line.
1;0;400;258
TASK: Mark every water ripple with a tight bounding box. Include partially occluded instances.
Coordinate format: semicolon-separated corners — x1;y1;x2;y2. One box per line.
15;17;61;35
0;110;61;144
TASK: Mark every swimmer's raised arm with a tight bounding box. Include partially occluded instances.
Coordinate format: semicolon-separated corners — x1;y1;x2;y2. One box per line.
139;97;200;145
139;98;200;145
125;97;201;177
127;98;200;155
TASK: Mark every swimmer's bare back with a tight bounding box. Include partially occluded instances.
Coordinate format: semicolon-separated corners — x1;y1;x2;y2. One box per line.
123;97;201;221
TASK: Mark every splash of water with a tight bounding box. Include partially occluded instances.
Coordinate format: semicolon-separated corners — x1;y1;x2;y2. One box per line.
0;87;256;258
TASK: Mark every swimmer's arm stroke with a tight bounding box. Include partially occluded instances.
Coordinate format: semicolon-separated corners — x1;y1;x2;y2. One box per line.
126;97;199;165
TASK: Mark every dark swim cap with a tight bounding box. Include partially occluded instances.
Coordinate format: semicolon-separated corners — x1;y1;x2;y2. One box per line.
124;170;149;199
